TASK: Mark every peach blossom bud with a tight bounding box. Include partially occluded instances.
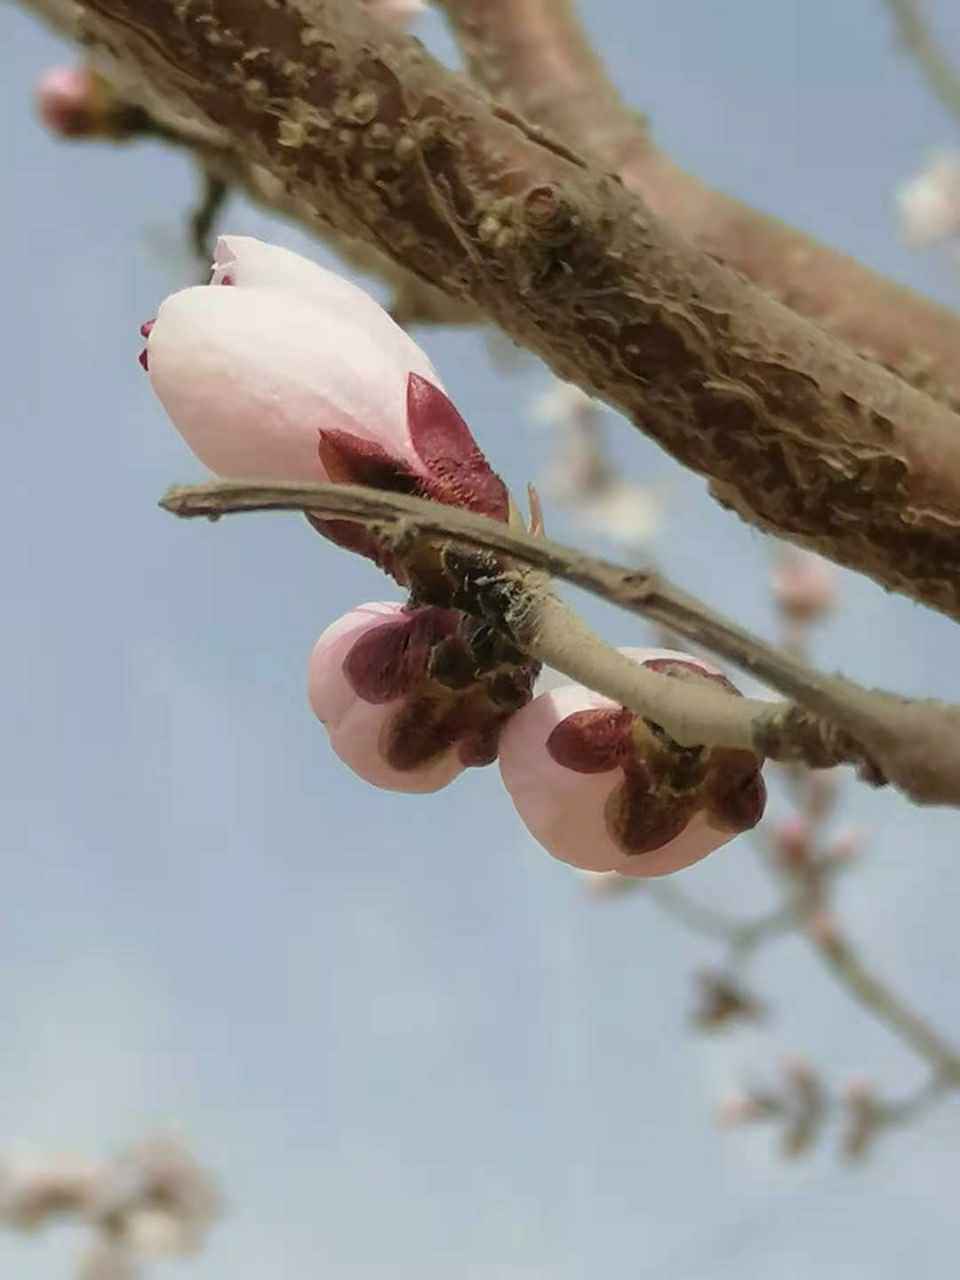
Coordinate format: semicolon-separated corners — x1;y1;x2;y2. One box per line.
897;152;960;246
143;237;508;544
841;1075;879;1161
498;649;766;877
771;549;836;622
309;601;538;792
0;1154;99;1229
35;67;106;138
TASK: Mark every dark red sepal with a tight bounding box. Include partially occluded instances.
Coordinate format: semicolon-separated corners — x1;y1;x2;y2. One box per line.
406;373;509;521
317;428;419;492
546;708;635;773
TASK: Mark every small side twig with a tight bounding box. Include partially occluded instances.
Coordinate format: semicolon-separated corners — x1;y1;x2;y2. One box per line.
160;479;960;808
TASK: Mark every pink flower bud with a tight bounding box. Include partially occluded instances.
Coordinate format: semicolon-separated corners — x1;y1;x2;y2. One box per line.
771;549;836;622
309;602;538;792
35;67;104;138
143;236;507;524
498;649;766;877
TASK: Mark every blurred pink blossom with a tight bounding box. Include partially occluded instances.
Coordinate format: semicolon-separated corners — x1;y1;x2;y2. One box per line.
498;649;766;877
897;152;960;246
35;66;104;138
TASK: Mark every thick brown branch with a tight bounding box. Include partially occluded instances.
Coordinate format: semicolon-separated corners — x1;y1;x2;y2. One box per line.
160;480;960;807
70;0;960;621
440;0;960;399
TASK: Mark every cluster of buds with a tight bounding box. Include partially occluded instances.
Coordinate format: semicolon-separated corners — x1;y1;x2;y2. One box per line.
141;235;766;874
717;1056;826;1158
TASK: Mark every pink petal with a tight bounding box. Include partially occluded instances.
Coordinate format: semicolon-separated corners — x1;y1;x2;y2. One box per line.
308;603;465;794
147;285;427;480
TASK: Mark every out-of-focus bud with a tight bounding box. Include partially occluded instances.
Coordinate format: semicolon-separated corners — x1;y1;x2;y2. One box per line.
771;548;836;623
773;815;812;869
897;152;960;246
143;236;508;570
36;67;107;138
716;1091;766;1129
841;1075;881;1161
35;67;143;141
0;1154;99;1230
780;1055;825;1158
692;970;766;1030
309;601;538;792
88;1136;220;1258
498;649;766;877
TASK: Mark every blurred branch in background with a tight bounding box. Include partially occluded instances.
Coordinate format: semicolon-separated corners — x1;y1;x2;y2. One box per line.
884;0;960;124
585;552;960;1161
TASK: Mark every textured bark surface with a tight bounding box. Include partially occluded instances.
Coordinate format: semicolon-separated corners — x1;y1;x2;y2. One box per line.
441;0;960;402
81;0;960;618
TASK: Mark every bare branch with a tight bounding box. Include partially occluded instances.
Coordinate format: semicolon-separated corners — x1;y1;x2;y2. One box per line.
32;0;960;621
160;479;960;806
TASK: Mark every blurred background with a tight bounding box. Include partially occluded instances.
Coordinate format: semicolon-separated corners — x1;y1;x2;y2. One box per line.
2;0;960;1275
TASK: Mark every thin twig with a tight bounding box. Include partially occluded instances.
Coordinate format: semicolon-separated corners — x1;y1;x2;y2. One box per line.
160;479;960;807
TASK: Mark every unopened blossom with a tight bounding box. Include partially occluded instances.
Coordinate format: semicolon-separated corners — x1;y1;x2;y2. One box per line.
142;236;508;566
0;1153;99;1229
498;649;766;877
36;66;143;142
771;548;836;623
897;152;960;246
309;601;538;793
87;1137;220;1258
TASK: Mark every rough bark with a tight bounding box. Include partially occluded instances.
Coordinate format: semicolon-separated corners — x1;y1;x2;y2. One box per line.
70;0;960;620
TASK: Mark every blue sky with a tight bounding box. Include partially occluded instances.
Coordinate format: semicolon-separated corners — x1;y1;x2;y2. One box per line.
3;2;960;1276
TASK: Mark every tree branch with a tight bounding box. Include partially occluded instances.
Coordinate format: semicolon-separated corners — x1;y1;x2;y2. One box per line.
438;0;960;400
883;0;960;124
49;0;960;623
160;479;960;807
